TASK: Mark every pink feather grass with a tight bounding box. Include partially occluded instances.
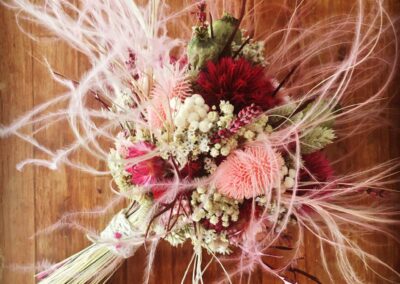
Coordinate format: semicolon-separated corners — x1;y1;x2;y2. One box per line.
0;0;399;283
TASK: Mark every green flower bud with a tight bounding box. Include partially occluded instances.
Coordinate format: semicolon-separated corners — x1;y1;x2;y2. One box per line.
187;26;220;70
210;13;242;46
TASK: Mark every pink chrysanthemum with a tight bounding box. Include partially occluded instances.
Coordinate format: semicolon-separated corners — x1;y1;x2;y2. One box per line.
214;143;284;199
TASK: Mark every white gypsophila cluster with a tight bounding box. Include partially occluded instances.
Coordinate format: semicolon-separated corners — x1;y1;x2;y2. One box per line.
203;157;217;174
191;186;241;228
165;225;193;246
162;129;211;166
201;228;232;255
161;99;273;166
266;201;297;232
215;101;234;128
108;149;132;193
153;222;193;247
232;40;267;66
207;101;236;157
255;198;297;233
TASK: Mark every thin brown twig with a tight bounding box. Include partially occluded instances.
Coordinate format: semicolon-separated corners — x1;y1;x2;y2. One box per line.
271;65;298;97
233;37;251;58
289;267;322;284
53;70;111;110
209;12;214;39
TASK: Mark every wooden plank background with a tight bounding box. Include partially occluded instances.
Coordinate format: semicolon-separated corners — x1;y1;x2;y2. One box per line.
1;0;399;283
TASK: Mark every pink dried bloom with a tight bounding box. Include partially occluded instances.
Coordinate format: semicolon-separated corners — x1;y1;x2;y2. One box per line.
213;103;263;142
191;1;207;27
147;77;191;129
214;142;283;199
125;142;166;186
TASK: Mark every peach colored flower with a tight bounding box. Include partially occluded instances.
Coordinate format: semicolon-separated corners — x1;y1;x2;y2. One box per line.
147;95;170;129
214;143;283;199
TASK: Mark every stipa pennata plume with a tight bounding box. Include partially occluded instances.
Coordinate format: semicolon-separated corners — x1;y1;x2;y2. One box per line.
1;0;399;283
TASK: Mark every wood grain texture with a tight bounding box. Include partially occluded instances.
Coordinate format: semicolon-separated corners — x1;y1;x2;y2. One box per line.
0;1;399;283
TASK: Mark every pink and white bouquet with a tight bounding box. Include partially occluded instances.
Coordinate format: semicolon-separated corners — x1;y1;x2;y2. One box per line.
1;0;399;283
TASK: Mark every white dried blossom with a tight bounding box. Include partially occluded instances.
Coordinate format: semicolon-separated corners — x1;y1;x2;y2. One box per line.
220;146;231;156
220;101;234;115
190;186;241;228
207;111;219;122
201;229;232;255
210;148;219;157
284;176;295;188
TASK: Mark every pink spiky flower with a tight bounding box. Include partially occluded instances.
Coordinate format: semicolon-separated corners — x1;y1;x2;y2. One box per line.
214;142;284;199
147;76;191;129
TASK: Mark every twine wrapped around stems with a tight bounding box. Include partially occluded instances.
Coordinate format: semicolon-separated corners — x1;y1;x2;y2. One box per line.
36;199;153;284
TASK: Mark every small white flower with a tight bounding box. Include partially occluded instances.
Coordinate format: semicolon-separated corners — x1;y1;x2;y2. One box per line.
193;94;205;105
220;101;234;114
209;215;219;225
213;193;221;202
204;200;213;211
284;176;295;188
207;111;219;122
244;130;255;140
199;138;210;152
288;169;296;178
189;121;199;130
197;108;208;119
210;148;219;157
188;112;200;122
174;114;187;128
199;119;212;133
220;146;230;156
197;186;206;194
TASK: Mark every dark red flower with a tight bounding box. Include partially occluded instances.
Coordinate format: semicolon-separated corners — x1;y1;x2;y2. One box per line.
180;160;204;179
301;151;334;182
196;57;279;112
298;152;335;215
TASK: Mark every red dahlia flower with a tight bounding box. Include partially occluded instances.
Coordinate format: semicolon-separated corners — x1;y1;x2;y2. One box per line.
196;57;279;112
